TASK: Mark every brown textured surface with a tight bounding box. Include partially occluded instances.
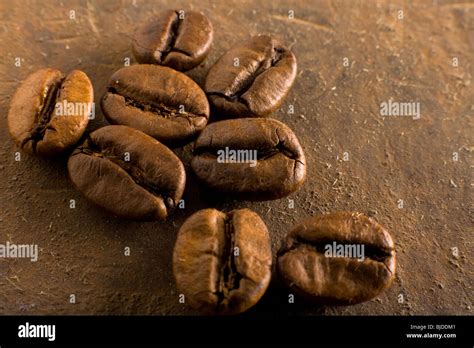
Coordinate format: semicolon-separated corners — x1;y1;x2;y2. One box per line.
0;0;472;315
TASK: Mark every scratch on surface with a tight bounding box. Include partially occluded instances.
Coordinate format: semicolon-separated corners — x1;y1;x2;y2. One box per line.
271;15;335;33
441;2;474;9
86;0;100;36
5;276;24;292
390;78;435;90
44;18;70;24
46;36;81;43
369;111;384;126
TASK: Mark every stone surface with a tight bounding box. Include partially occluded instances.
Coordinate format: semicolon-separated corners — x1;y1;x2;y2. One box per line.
0;0;472;315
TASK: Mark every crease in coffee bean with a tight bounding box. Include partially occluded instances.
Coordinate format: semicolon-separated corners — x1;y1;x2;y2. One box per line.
21;78;64;152
272;47;284;65
132;31;192;59
215;214;242;310
279;236;394;263
77;138;176;210
232;46;283;98
273;127;301;161
275;127;304;179
207;91;249;107
194;142;298;162
210;45;284;101
107;87;204;121
158;11;187;61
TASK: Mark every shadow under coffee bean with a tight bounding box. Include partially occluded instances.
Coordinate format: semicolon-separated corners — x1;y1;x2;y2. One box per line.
132;9;213;71
8;68;93;156
68;125;186;220
277;212;396;305
173;208;272;315
101;65;210;147
191;118;306;200
205;35;297;118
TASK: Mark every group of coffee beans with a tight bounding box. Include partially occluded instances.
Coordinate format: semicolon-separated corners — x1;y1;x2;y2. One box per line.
174;210;396;314
7;9;396;315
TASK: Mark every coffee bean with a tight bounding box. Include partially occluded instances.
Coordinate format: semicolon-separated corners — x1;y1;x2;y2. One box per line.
173;208;272;314
277;212;396;305
68;125;185;220
191;118;306;200
132;9;213;71
8;68;93;156
204;35;297;118
101;65;210;147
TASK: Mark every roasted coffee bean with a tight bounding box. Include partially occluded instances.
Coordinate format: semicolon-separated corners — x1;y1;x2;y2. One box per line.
277;212;396;305
132;9;213;71
173;208;272;315
68;125;185;220
204;35;297;118
191;118;306;200
8;68;93;156
101;65;210;146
